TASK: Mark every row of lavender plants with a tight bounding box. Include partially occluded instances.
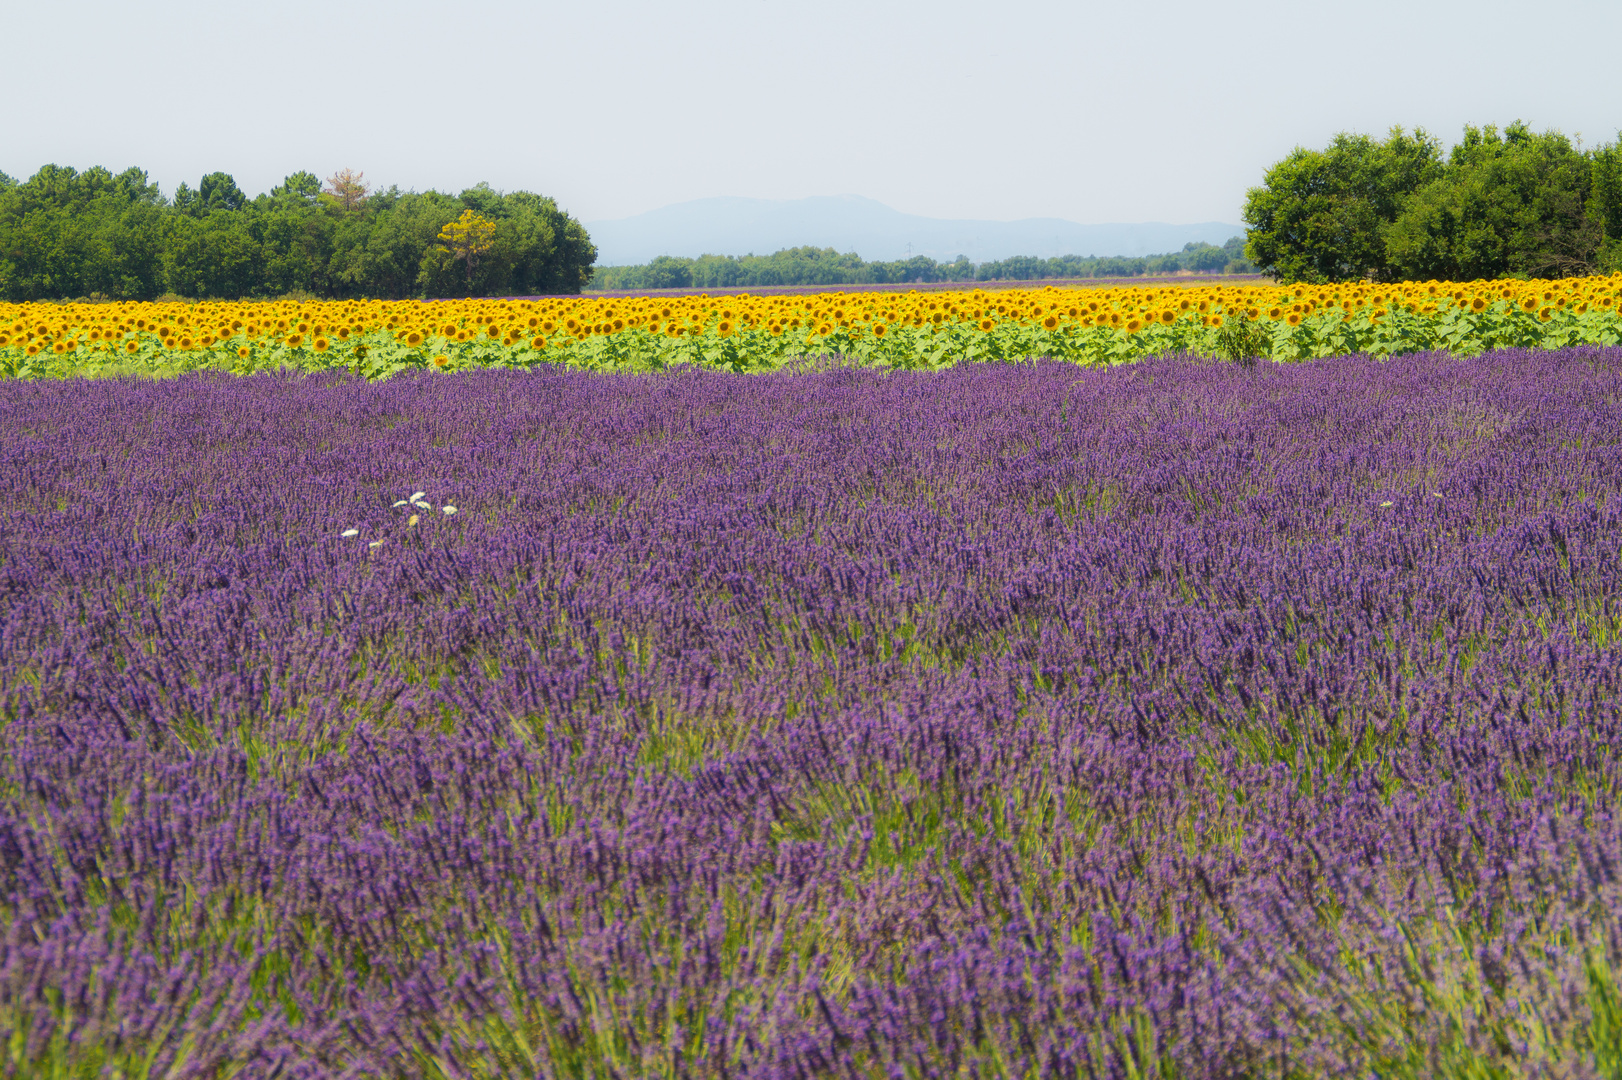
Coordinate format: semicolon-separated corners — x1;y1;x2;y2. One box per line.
4;349;1622;1077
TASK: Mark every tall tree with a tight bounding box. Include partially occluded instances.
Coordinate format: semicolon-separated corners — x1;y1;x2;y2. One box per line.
436;209;498;291
1384;122;1602;280
1243;127;1443;283
324;168;369;215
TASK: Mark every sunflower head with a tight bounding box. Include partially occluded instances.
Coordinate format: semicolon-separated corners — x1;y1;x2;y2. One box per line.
406;330;424;346
433;354;450;368
1043;315;1059;330
237;345;251;359
126;340;140;354
530;336;547;349
979;318;995;332
313;337;330;352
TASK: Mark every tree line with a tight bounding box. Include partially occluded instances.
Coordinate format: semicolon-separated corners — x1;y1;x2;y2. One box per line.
0;165;597;302
589;237;1258;291
1244;121;1622;284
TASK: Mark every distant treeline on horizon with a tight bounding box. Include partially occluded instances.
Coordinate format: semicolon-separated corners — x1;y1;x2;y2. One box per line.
0;164;597;303
589;237;1258;291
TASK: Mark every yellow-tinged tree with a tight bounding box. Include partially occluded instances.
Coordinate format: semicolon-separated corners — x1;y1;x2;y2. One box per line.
437;210;498;290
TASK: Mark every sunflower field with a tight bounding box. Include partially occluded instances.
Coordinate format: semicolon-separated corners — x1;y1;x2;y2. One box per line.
2;275;1620;380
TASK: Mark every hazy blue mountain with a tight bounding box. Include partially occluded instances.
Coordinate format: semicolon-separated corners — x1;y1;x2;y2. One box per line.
586;195;1246;266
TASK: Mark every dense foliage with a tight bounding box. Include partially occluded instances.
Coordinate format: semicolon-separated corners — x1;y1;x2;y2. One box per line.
3;275;1618;381
590;237;1256;290
0;165;596;302
1244;122;1622;284
6;351;1622;1076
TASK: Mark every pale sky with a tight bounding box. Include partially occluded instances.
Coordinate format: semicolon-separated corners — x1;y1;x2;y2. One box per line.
5;0;1619;227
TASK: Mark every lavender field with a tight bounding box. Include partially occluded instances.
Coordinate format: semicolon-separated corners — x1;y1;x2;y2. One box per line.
5;349;1622;1078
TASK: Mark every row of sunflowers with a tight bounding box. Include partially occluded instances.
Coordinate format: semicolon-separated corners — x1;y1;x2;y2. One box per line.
2;276;1620;379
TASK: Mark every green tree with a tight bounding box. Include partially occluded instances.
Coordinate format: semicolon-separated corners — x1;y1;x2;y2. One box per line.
1184;241;1230;272
1243;126;1443;283
199;172;247;214
643;254;693;289
0;164;167;299
247;172;337;295
1385;122;1602;280
1585;135;1622;272
163;211;259;298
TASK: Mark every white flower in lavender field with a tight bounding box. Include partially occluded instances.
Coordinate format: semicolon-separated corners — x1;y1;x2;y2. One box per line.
442;506;457;515
369;539;385;548
340;528;359;537
1380;501;1394;507
393;491;427;508
1433;492;1443;498
407;514;420;527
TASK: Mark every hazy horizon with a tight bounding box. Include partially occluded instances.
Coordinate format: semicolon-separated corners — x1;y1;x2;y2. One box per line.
584;195;1246;265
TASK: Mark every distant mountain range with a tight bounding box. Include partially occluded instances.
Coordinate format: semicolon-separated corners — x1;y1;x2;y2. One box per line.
585;196;1246;266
